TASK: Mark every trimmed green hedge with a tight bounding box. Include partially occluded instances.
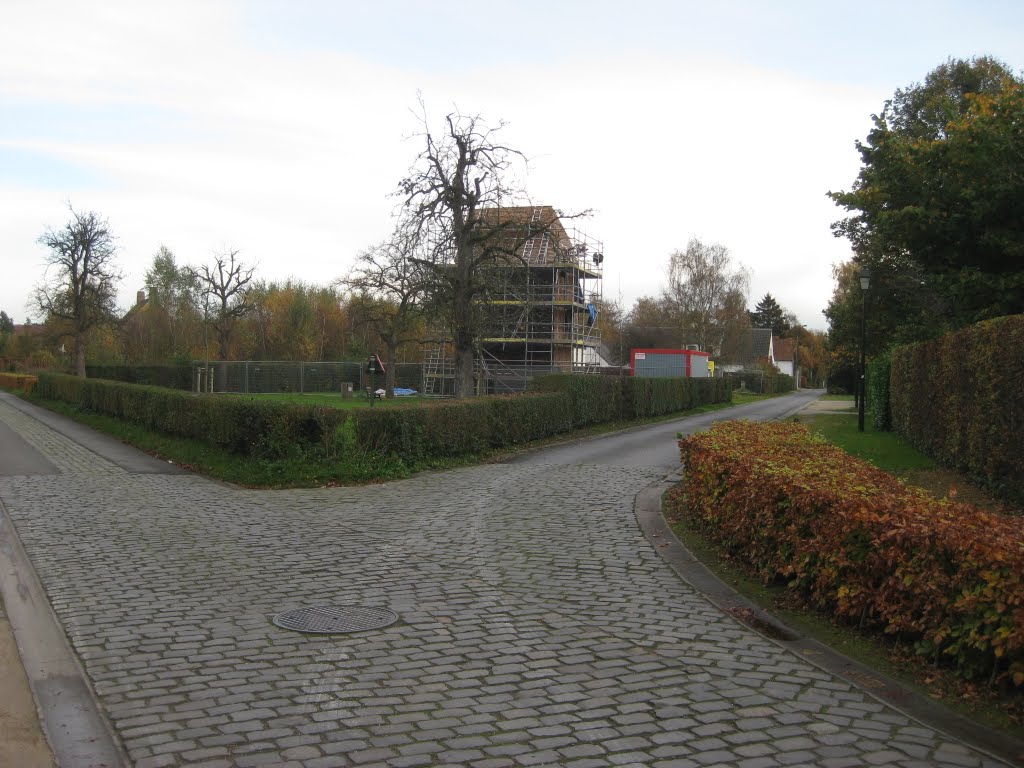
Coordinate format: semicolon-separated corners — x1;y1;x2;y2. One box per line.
866;349;892;431
530;374;732;422
85;364;192;391
36;373;345;459
889;315;1024;507
34;372;733;468
354;393;573;463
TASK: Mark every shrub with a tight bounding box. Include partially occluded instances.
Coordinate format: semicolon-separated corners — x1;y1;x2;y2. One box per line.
866;349;892;431
531;374;731;423
0;373;38;394
676;420;1024;688
34;373;346;459
890;315;1024;507
85;364;193;391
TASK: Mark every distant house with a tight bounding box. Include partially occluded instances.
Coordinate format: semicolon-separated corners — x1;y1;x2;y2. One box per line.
772;336;794;377
719;328;774;373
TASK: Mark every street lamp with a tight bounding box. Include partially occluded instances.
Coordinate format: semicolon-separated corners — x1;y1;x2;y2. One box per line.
858;266;871;432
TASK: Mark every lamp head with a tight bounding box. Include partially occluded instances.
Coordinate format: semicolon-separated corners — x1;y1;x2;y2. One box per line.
858;266;871;291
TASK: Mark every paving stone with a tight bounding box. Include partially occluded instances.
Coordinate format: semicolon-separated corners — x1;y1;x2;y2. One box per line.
0;397;1011;768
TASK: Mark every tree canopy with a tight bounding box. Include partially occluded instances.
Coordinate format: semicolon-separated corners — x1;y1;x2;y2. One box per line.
748;293;790;337
829;56;1024;337
34;206;123;376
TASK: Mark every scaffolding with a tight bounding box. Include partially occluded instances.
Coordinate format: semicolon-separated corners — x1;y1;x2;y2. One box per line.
423;206;604;395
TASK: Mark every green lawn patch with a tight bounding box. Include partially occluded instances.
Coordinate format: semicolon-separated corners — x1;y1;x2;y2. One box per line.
796;411;936;474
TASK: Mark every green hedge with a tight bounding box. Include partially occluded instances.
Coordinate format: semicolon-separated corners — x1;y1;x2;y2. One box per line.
866;350;892;431
85;364;193;391
35;373;345;459
33;372;733;468
530;374;732;422
889;315;1024;506
353;393;573;464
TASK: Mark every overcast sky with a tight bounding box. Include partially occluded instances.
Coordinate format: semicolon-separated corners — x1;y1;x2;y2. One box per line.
3;1;1022;331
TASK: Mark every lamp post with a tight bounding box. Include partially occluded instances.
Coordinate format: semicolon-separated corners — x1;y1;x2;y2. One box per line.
857;266;871;432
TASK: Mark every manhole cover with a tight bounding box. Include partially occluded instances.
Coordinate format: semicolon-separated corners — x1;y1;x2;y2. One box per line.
272;606;398;634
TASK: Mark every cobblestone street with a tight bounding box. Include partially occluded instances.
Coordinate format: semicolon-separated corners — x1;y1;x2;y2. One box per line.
0;395;1012;767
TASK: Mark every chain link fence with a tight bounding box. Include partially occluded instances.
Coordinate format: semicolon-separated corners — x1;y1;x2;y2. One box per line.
191;361;424;395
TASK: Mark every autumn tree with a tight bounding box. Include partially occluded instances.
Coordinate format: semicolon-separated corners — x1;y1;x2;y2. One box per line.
829;56;1024;339
620;296;678;351
343;227;428;396
190;249;256;360
398;107;584;396
34;206;123;376
662;238;750;356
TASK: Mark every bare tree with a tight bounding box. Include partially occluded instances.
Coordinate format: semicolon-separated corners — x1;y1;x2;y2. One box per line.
34;206;123;376
190;249;256;360
398;105;585;396
663;238;750;356
343;226;428;397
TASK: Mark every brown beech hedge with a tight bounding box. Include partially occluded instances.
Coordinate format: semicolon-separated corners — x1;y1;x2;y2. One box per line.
675;420;1024;688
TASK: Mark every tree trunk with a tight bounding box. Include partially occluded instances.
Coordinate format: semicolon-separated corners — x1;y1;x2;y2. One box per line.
74;334;87;377
384;343;397;398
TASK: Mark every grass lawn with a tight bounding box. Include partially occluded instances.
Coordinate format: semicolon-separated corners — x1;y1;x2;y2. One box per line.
237;392;423;409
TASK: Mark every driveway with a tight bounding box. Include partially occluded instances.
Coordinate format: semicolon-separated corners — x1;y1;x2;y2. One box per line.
0;391;1014;767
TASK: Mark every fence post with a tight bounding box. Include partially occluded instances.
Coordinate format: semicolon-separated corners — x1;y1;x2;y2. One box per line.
245;362;249;394
300;362;305;394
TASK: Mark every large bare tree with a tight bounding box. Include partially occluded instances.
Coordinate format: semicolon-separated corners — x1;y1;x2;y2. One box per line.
34;206;123;376
343;226;428;397
663;238;750;357
398;107;583;397
190;249;256;360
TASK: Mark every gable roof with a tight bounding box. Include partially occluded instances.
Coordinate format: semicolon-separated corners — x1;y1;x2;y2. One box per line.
773;336;794;363
750;328;773;362
478;205;573;265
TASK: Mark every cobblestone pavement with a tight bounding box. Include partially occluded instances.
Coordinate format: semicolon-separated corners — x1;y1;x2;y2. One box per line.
0;397;1012;767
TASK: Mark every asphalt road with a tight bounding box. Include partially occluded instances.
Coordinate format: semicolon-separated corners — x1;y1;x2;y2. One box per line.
510;388;825;468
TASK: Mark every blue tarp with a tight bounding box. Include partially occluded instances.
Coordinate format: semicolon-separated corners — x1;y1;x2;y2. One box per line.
393;387;418;396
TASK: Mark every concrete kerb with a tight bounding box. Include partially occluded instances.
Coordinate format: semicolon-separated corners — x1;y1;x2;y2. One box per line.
0;494;128;768
635;475;1024;768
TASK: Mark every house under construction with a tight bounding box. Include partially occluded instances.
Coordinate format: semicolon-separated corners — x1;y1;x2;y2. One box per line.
423;205;604;395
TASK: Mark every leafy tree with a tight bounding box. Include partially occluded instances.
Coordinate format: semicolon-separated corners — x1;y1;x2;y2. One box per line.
0;310;13;355
397;106;585;396
748;293;790;337
117;246;204;363
34;206;123;376
343;228;428;396
829;56;1024;337
190;249;256;360
621;295;678;351
662;238;750;356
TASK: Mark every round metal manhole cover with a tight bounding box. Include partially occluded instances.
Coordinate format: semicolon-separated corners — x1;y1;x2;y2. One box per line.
272;606;398;634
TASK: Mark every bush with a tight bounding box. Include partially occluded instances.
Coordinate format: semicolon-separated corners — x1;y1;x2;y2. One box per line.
890;315;1024;507
85;364;193;391
866;349;892;431
352;393;572;463
531;374;731;423
34;373;347;459
0;373;38;394
676;420;1024;688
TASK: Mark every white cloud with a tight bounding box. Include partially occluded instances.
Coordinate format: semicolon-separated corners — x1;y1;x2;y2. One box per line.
2;1;1012;333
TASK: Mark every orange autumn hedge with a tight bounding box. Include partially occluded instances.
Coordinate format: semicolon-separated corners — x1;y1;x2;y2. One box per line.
0;373;37;393
675;420;1024;688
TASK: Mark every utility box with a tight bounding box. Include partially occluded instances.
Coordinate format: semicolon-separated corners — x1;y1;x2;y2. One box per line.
631;348;711;378
340;382;353;399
